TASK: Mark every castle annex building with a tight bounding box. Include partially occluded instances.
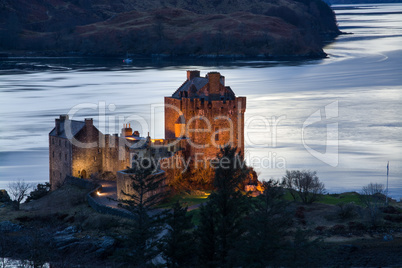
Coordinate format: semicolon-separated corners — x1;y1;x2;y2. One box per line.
49;71;246;191
49;116;132;189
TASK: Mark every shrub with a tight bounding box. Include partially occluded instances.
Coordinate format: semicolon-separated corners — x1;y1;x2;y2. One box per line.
56;213;69;221
337;203;357;220
25;183;51;203
380;206;400;215
315;226;326;233
295;206;305;219
330;224;346;235
282;170;325;204
16;216;33;223
83;214;119;231
0;189;11;202
16;213;64;226
384;215;402;223
295;206;306;225
348;221;366;234
360;183;386;226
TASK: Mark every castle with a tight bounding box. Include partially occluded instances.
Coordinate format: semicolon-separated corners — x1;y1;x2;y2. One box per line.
165;70;246;159
49;71;246;194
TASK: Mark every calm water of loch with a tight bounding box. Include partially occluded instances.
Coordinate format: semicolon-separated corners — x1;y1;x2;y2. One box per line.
0;4;401;198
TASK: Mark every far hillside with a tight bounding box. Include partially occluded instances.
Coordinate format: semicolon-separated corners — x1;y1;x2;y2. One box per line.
324;0;402;4
0;0;340;58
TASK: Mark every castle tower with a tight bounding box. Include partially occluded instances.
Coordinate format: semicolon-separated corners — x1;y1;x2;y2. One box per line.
165;71;246;160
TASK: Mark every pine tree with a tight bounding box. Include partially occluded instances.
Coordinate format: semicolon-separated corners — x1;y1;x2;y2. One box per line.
160;201;195;267
118;157;168;267
197;201;218;266
198;145;249;265
235;180;292;266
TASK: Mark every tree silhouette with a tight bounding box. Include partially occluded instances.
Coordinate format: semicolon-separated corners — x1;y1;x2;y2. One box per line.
160;201;195;267
25;182;51;203
235;180;292;266
118;157;168;266
197;201;218;266
282;170;325;204
360;183;385;226
8;179;31;210
198;145;249;265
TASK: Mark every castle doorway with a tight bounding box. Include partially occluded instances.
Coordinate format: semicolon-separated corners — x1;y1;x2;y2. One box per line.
81;170;87;179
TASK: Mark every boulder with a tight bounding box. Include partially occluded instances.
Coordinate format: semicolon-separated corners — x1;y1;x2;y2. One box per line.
0;189;11;202
99;236;115;249
94;236;116;255
58;240;98;253
54;234;79;248
0;221;22;232
55;225;78;236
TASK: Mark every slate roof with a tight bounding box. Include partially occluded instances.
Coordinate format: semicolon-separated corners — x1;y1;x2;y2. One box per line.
49;120;86;139
130;140;148;150
225;86;235;97
172;77;209;98
171;76;236;100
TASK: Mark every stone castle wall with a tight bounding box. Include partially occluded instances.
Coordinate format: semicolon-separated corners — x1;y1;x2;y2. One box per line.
50;119;131;190
71;120;103;180
101;135;131;176
165;96;246;160
49;136;73;190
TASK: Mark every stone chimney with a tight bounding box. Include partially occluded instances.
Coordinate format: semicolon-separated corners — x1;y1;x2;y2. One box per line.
84;118;94;140
55;115;68;136
121;124;133;137
187;70;200;81
55;119;60;135
85;118;93;127
207;72;221;95
60;114;69;121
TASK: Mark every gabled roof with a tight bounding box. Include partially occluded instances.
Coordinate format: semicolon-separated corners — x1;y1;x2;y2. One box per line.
49;120;86;139
172;77;209;98
225;86;235;97
130;141;148;150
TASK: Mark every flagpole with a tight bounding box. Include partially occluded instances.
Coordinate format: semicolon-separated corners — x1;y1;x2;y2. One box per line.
386;161;389;205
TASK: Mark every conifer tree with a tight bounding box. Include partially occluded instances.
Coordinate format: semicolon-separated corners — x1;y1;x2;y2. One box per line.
197;201;218;266
118;157;168;266
160;201;195;267
198;145;249;265
235;180;292;266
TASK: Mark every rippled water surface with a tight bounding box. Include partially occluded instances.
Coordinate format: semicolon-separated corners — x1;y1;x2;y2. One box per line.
1;4;401;198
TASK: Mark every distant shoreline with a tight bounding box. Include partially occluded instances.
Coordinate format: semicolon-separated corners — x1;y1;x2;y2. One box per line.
0;51;329;60
327;0;402;4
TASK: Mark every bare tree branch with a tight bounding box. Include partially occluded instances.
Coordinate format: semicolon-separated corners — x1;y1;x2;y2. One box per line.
8;179;32;210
